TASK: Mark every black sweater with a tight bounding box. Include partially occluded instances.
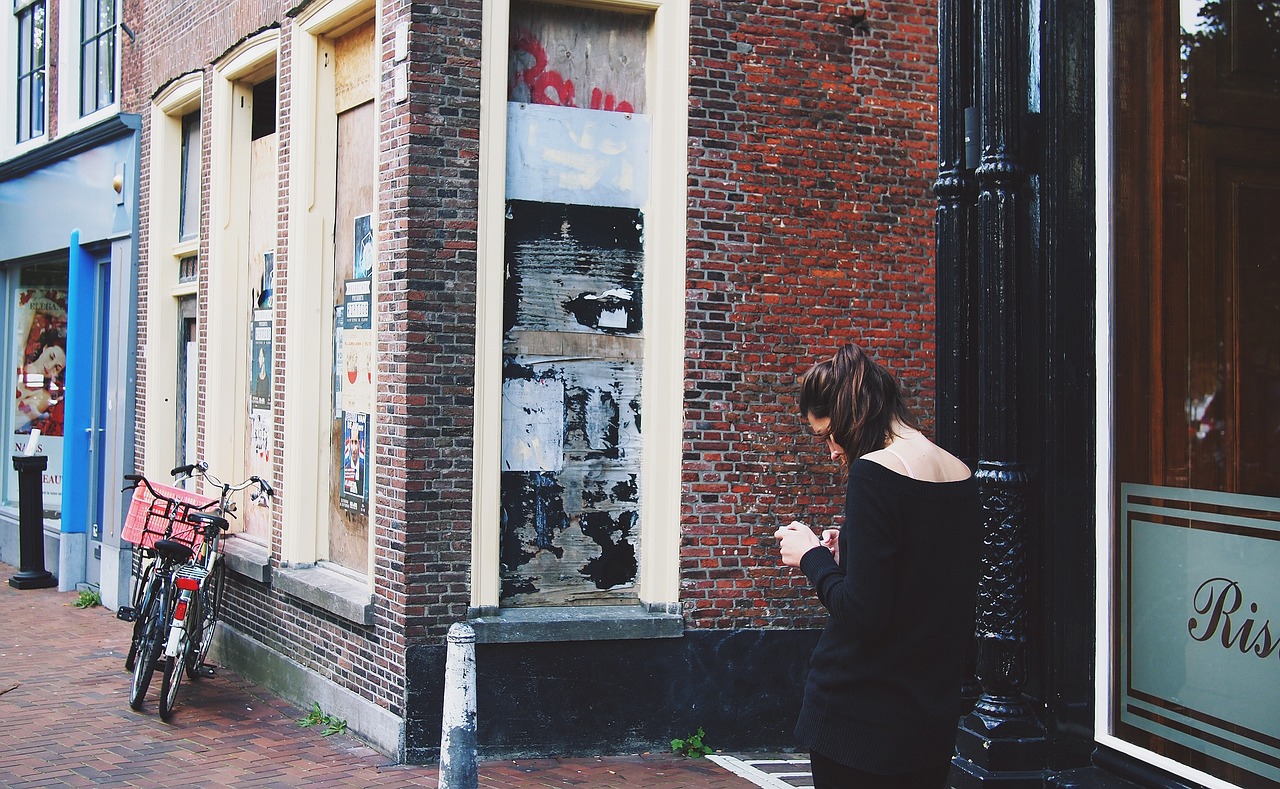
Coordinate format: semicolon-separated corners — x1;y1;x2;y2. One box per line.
795;458;981;775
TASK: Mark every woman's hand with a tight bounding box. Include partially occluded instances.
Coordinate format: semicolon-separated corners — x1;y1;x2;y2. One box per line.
775;521;821;567
821;528;840;565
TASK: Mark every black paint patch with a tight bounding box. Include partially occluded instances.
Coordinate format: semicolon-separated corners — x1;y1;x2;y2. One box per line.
579;510;638;589
611;475;638;503
504;200;644;335
563;290;641;333
500;471;569;600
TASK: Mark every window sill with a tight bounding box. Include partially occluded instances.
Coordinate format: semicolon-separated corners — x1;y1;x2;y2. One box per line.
222;536;271;584
274;563;375;626
467;603;684;644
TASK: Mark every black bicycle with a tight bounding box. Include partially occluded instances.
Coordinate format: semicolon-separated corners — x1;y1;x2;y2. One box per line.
118;472;213;712
154;462;272;720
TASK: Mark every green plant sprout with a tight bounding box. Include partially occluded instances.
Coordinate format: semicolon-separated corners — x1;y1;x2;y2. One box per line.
298;702;348;736
671;727;713;758
72;588;101;609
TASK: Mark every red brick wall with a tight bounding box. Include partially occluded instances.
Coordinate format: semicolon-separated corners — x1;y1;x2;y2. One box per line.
127;0;937;718
681;0;938;629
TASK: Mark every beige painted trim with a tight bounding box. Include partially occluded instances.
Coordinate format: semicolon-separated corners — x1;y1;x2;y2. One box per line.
143;72;204;481
286;0;377;570
637;0;690;605
473;0;690;608
209;32;279;501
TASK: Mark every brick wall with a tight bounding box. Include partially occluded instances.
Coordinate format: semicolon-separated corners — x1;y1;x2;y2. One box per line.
682;0;938;629
128;0;937;721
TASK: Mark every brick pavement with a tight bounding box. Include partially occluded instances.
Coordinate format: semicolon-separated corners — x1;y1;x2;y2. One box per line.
0;563;771;788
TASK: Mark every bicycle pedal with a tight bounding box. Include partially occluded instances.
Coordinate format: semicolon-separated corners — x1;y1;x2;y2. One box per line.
197;664;216;678
116;607;137;622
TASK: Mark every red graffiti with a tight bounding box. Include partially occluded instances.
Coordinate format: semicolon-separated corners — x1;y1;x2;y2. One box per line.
589;87;633;114
510;28;634;113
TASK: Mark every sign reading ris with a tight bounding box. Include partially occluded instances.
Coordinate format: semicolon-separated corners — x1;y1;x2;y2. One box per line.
1120;484;1280;784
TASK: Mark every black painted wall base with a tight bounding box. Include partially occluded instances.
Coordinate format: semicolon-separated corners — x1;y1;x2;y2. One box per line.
950;707;1048;789
403;628;821;763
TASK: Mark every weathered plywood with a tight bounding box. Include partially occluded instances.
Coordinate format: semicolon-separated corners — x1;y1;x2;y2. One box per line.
503;200;644;335
499;199;646;607
328;99;376;572
241;133;277;544
500;356;643;607
509;0;648;113
334;18;375;114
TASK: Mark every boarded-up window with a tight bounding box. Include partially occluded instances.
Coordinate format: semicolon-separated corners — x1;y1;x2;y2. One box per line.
242;78;276;544
501;1;650;607
329;19;377;573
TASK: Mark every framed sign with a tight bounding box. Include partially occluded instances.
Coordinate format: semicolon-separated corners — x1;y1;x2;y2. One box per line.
1119;484;1280;784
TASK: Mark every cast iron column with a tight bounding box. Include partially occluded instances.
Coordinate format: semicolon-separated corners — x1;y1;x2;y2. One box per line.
934;0;977;468
949;0;1046;784
934;0;980;716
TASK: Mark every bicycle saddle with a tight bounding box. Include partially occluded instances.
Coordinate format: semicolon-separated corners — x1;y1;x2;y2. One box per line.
188;511;230;536
153;539;194;564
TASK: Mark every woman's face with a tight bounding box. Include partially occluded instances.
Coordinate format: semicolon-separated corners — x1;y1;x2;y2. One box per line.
806;414;848;466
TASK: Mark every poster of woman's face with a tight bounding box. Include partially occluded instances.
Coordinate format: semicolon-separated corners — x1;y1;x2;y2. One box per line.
14;293;68;436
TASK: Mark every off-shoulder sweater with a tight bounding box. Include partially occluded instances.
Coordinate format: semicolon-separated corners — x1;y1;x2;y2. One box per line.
795;458;981;775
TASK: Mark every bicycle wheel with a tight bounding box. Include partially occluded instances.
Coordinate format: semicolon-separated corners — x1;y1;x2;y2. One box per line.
186;558;224;680
158;652;184;721
124;563;156;672
129;584;167;710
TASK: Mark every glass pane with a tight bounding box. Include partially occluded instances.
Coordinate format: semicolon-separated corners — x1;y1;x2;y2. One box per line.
81;41;97;114
32;3;45;65
99;34;115;106
179;113;201;240
1113;1;1280;785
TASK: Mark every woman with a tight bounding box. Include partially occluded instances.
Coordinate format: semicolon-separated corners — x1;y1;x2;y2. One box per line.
776;342;980;789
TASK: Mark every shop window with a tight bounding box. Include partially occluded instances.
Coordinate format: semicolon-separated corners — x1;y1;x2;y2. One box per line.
1106;1;1280;786
15;0;46;143
6;262;68;519
278;0;378;615
473;0;689;618
327;19;376;574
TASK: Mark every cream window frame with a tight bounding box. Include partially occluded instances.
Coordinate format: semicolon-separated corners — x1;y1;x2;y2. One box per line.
143;72;202;480
207;32;278;502
473;0;691;610
283;0;379;571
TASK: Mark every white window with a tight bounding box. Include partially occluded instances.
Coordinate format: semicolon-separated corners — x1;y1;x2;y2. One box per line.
56;0;119;135
78;0;116;115
15;0;46;143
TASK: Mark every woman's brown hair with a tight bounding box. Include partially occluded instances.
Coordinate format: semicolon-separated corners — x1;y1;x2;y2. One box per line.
798;342;918;460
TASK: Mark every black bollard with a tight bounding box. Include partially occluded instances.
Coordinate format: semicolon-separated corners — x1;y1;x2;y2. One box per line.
9;455;55;590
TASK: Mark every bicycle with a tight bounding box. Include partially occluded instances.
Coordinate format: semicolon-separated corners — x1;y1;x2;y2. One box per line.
155;462;273;720
117;472;215;713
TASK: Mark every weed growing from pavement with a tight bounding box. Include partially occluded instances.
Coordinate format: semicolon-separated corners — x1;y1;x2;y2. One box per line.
298;702;348;736
671;727;713;758
72;588;101;609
